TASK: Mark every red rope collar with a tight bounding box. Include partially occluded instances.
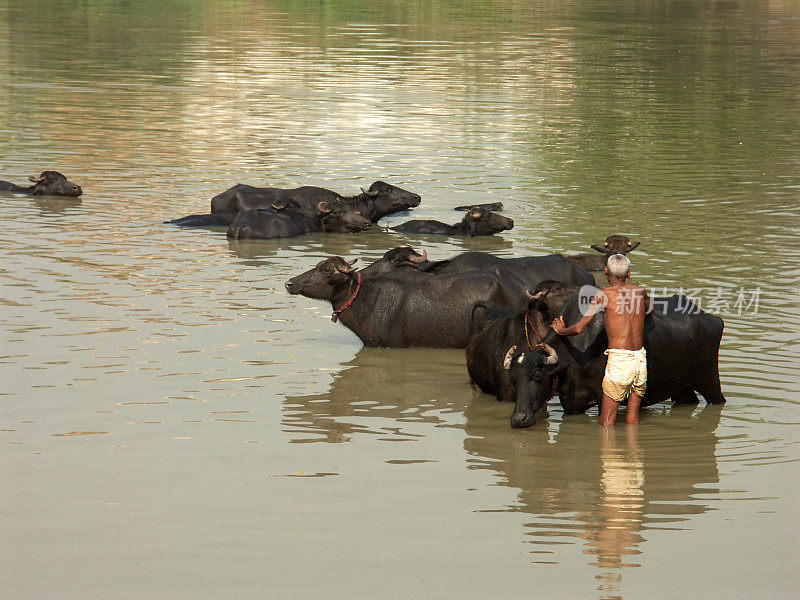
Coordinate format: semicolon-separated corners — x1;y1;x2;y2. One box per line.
524;313;546;349
331;274;361;322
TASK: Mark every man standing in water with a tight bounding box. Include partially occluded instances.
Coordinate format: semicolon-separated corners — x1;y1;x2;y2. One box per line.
550;254;650;426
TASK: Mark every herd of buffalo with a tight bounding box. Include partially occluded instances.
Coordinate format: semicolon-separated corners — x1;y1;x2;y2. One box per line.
3;170;726;427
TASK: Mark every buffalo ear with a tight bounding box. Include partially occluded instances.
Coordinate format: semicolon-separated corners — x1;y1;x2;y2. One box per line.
503;346;518;370
590;243;608;254
625;241;641;252
317;201;332;214
469;209;482;219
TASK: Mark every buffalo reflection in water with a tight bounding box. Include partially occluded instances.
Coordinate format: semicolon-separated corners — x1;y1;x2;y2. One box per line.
281;348;722;593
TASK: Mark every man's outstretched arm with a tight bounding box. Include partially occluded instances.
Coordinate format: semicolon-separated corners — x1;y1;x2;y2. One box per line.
551;291;603;336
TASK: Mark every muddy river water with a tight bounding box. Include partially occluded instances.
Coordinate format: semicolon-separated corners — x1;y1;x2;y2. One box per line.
1;1;798;598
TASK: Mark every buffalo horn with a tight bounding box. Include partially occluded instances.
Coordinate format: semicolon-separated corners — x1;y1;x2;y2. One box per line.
360;187;379;197
525;289;544;300
347;258;358;266
271;203;286;211
317;201;332;213
503;346;518;370
28;176;43;183
540;343;559;365
407;250;428;264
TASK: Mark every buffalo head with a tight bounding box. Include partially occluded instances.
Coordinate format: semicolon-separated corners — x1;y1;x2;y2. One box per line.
590;235;640;255
29;171;82;196
504;344;564;428
285;257;358;299
360;181;421;220
318;201;371;233
463;208;514;236
360;245;428;277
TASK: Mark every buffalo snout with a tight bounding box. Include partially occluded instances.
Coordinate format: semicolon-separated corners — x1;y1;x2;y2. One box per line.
510;411;536;428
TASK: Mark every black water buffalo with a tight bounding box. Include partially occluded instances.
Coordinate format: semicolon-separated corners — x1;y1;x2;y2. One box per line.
284;256;528;348
387;246;596;289
466;280;580;408
500;294;725;428
227;202;371;240
211;180;421;223
453;202;504;212
0;171;82;197
564;235;641;271
391;207;514;237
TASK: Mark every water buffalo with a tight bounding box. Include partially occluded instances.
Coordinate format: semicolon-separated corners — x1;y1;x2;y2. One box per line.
502;294;725;428
226;202;371;240
453;202;504;212
391;207;514;237
166;197;362;230
0;171;82;197
466;280;579;408
284;256;528;348
210;180;421;223
564;235;641;271
383;246;595;289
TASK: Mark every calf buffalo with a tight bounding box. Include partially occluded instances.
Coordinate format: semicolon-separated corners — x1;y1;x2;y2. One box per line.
227;202;371;240
499;294;726;428
0;171;82;197
285;255;527;348
391;207;513;237
564;235;641;271
211;180;421;223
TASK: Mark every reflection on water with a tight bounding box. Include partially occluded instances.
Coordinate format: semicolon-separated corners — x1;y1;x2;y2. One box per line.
1;0;799;598
284;349;728;597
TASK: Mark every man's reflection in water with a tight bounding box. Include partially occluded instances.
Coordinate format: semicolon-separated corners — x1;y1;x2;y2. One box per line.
590;426;645;569
463;403;722;598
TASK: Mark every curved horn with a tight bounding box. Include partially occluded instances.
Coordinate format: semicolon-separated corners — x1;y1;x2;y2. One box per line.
525;289;544;300
407;249;428;264
271;203;287;211
539;343;559;365
503;346;518;370
346;258;358;266
360;186;379;197
28;176;43;183
317;201;331;213
335;261;354;274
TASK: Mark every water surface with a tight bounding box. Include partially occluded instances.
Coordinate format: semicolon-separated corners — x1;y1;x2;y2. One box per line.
1;1;798;598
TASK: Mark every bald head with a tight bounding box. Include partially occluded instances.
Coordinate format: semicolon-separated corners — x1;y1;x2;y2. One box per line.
605;253;631;279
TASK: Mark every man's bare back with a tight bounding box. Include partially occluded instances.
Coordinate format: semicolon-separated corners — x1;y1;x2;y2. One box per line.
599;284;649;350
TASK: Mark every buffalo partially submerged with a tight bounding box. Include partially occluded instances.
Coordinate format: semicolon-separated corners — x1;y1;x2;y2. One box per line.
285;255;528;348
0;171;82;197
391;207;514;237
211;180;421;223
227;202;371;240
380;246;595;290
480;293;726;428
466;280;579;409
564;235;641;271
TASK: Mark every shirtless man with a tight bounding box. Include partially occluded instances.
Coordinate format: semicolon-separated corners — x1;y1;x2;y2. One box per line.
551;254;650;426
